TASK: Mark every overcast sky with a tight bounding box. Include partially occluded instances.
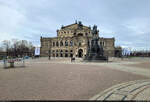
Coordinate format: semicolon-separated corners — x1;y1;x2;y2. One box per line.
0;0;150;50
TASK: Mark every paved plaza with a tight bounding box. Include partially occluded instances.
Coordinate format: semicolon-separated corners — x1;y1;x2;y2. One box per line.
90;79;150;100
0;57;150;100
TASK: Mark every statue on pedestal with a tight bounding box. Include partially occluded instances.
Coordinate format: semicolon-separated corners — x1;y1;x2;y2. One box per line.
84;25;108;61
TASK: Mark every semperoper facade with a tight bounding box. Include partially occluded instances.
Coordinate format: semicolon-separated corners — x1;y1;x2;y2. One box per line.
40;21;118;58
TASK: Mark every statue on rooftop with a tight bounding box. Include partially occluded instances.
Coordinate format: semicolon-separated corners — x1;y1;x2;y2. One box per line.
78;21;83;30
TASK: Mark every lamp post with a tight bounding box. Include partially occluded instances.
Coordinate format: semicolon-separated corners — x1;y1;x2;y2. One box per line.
48;41;51;60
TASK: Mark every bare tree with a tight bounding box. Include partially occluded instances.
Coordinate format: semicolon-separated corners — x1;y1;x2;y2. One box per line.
1;39;34;58
2;40;11;56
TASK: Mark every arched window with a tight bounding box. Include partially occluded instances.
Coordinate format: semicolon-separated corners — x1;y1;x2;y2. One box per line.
60;50;63;53
103;42;105;46
70;54;73;57
70;40;73;46
65;41;68;46
100;42;102;46
65;50;68;57
60;41;63;46
79;42;82;46
60;50;63;57
53;42;55;47
70;50;73;53
60;54;63;57
56;41;59;47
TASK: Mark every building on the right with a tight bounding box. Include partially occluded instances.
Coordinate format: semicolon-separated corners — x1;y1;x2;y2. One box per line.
99;37;115;57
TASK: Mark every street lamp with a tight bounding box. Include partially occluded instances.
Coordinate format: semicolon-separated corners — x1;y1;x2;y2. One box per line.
48;41;51;60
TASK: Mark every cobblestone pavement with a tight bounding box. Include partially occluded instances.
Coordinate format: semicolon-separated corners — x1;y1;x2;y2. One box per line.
0;57;150;100
90;79;150;100
22;58;150;78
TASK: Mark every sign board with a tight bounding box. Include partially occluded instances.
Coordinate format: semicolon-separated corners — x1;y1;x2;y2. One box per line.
34;47;40;55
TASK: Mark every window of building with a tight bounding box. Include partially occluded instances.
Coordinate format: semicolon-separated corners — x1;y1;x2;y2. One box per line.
65;50;68;53
60;50;63;53
103;42;105;46
100;42;102;46
60;54;63;57
65;54;68;57
70;54;73;57
65;41;68;46
60;50;63;57
70;41;73;46
56;41;59;46
53;42;55;47
79;42;82;46
60;41;63;46
65;50;68;57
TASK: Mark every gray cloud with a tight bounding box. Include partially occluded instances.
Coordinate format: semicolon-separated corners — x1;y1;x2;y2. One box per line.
0;0;150;49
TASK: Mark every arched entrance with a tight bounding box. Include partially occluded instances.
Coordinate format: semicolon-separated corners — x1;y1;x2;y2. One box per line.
78;49;83;58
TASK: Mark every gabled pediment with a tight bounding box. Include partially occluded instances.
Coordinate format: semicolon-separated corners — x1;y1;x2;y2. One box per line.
61;22;90;30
